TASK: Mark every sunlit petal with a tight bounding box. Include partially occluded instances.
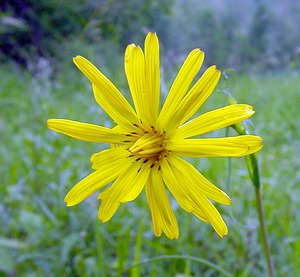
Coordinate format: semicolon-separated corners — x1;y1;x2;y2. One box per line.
158;49;204;129
90;146;130;170
125;45;147;120
168;66;221;129
169;156;231;205
160;158;193;212
174;104;255;138
64;157;131;206
120;164;151;203
98;162;142;222
169;158;228;237
146;171;179;239
168;135;263;157
47;119;126;143
144;32;160;123
73;56;139;128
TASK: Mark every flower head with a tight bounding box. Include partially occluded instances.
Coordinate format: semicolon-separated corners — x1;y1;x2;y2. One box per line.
47;32;262;239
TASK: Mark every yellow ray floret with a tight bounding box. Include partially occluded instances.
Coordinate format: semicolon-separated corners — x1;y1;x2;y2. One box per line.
47;119;127;144
173;104;255;138
168;135;263;157
146;171;179;240
158;48;204;128
73;56;139;129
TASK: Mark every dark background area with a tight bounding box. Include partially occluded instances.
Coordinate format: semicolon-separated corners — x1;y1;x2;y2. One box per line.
1;0;300;73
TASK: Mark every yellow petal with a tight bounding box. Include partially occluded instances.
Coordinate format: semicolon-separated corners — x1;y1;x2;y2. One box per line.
169;158;228;237
169;156;231;205
167;135;263;157
193;210;209;223
174;104;255;138
167;66;221;129
98;161;144;222
97;186;112;200
193;197;228;237
120;164;150;203
90;146;130;170
146;171;179;239
64;157;131;206
125;45;147;120
98;198;120;223
47;119;126;143
160;158;193;212
73;56;139;128
158;49;204;129
144;32;160;122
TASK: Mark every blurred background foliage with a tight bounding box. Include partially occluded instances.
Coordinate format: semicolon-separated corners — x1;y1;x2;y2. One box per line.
1;0;300;72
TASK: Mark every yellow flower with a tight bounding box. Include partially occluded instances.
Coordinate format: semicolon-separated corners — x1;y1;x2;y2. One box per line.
47;32;262;240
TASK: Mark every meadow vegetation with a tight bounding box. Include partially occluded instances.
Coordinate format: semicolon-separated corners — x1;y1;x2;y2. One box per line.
1;58;299;275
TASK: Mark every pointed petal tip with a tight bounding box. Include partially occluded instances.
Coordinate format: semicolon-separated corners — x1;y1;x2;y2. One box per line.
73;55;87;69
153;230;162;238
227;197;232;205
191;48;205;58
73;55;93;69
146;31;158;38
145;32;159;48
46;119;51;128
215;223;228;238
46;119;59;131
99;216;109;223
209;65;217;71
64;199;76;207
98;214;104;222
153;230;179;240
218;231;228;238
244;104;255;114
46;118;54;125
126;43;136;50
98;209;114;223
167;235;179;240
169;232;179;240
222;195;232;206
254;136;263;147
73;55;84;63
47;119;61;130
64;193;74;205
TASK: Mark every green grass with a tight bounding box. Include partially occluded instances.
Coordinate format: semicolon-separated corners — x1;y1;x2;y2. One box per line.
1;61;299;276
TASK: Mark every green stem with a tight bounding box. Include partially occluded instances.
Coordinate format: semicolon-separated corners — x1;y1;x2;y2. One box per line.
255;187;275;277
232;124;274;276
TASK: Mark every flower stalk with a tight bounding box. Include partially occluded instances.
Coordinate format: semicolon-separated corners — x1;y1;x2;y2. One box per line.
232;123;274;277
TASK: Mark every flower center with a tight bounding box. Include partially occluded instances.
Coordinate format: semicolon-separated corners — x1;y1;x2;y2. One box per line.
129;128;168;161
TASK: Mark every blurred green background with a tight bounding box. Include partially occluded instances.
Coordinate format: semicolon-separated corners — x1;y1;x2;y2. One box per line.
1;0;299;276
